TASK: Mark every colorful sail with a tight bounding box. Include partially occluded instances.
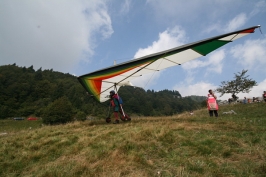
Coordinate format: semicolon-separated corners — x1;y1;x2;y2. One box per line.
78;25;260;102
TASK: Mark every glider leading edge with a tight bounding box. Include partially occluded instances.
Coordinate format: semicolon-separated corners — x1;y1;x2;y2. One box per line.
78;25;260;102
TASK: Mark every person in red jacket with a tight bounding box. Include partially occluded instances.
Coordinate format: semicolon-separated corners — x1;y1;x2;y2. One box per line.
206;89;219;117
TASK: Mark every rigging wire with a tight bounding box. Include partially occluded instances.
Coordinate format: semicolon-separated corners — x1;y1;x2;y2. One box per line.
142;56;165;91
258;25;263;35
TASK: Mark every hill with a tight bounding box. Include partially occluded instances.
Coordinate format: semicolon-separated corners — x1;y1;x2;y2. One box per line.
0;102;265;176
0;64;202;119
185;95;206;102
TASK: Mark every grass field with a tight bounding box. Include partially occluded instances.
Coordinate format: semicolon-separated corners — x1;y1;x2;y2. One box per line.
1;103;266;177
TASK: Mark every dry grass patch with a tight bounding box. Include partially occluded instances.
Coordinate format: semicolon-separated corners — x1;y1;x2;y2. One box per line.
1;103;266;176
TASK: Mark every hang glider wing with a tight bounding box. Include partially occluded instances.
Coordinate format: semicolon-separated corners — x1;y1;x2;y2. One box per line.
78;25;260;102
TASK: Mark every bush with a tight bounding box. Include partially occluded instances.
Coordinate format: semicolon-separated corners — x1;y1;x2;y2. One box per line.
76;111;86;121
42;96;74;125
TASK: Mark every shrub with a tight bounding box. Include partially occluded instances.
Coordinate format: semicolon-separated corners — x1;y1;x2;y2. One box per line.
42;96;74;125
76;111;86;121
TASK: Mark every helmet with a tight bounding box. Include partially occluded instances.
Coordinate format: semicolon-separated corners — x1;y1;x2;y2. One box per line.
110;90;115;96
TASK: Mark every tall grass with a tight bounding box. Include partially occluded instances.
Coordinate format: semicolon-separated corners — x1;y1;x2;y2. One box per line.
1;103;266;177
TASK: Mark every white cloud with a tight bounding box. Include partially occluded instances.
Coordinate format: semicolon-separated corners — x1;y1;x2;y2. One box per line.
204;1;264;34
146;0;236;23
224;13;248;32
249;0;266;17
86;1;113;40
204;23;222;34
182;71;196;85
230;38;266;69
173;81;217;97
244;79;266;98
134;26;186;58
206;50;225;74
0;0;113;73
120;0;132;15
146;0;250;32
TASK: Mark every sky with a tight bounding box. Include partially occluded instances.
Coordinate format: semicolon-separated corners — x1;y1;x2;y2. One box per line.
1;0;266;100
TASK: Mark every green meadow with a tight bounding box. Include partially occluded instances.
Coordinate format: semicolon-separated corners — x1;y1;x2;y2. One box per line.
1;103;265;177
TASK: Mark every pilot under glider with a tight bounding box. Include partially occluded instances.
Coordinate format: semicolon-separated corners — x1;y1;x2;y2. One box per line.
78;25;260;103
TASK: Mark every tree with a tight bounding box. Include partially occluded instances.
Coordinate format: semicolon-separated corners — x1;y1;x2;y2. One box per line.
0;65;202;118
76;111;87;121
42;96;74;125
216;69;257;97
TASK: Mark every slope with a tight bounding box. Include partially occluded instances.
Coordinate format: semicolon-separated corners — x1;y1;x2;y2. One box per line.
0;102;265;176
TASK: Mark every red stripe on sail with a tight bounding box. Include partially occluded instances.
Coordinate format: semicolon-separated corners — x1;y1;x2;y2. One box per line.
240;28;255;33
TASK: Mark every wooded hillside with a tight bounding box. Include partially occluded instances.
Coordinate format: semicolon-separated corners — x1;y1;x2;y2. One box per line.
0;64;205;119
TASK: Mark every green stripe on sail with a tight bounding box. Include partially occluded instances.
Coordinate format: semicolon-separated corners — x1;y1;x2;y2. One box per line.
192;40;230;56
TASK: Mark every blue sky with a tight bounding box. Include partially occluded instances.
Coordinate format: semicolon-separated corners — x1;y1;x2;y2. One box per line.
1;0;266;100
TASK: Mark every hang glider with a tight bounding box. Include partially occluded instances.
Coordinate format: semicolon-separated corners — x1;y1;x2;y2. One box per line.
78;25;260;102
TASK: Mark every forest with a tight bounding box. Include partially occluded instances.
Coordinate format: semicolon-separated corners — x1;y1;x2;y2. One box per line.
0;64;206;120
